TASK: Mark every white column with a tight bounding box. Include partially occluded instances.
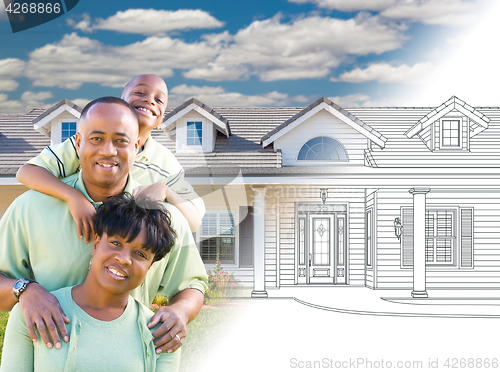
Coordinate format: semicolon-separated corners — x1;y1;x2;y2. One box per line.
409;188;430;298
251;187;268;298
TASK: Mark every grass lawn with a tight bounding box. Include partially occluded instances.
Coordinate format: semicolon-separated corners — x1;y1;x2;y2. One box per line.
0;303;243;370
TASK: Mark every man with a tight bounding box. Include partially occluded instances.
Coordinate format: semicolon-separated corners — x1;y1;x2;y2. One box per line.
0;97;207;354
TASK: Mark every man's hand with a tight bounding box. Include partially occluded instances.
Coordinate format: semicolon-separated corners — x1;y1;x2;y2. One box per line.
66;192;96;243
18;283;70;349
148;289;204;354
148;306;188;354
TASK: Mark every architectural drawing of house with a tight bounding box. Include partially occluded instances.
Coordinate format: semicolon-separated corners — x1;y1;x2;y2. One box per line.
2;95;500;300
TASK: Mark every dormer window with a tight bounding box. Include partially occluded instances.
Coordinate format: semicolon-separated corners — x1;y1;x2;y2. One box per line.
297;136;348;161
187;121;203;146
61;121;77;142
441;119;461;148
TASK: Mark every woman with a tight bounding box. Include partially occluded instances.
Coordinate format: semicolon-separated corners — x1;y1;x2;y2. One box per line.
1;194;179;371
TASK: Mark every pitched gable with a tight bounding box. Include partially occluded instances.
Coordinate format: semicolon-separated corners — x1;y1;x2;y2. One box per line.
261;97;387;149
162;98;230;137
405;96;490;151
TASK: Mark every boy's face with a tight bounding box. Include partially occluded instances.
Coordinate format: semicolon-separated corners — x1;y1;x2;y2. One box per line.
121;74;168;131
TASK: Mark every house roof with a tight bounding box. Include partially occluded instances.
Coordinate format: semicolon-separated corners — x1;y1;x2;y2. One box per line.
32;99;81;137
260;97;387;148
162;98;230;137
2;97;500;178
0;108;50;175
405;96;490;139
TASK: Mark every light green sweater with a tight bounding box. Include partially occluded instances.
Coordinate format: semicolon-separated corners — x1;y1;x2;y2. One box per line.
0;287;180;372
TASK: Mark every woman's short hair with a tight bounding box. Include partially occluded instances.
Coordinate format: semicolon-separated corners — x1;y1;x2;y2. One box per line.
94;193;176;263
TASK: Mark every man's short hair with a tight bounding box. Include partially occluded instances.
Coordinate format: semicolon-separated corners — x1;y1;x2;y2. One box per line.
94;193;176;263
80;96;138;122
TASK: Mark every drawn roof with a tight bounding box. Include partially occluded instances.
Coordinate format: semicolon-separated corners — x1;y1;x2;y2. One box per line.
405;96;490;139
261;97;387;148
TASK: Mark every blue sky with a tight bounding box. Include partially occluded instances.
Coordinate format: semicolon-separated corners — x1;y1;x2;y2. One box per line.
0;0;497;113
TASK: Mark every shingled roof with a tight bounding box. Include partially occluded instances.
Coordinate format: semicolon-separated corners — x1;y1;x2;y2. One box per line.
0;108;50;175
261;97;387;148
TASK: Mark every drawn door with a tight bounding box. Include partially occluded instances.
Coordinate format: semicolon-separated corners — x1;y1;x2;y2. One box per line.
308;214;335;284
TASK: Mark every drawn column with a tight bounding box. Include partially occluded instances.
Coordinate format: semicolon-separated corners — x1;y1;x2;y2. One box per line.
252;187;268;298
409;188;430;298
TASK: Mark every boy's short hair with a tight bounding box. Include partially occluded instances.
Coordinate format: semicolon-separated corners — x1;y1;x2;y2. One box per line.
80;96;138;122
94;193;176;263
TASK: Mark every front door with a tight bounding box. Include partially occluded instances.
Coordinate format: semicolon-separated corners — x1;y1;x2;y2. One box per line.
296;206;347;285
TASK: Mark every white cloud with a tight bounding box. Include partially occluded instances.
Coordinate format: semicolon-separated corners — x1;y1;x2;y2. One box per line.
69;9;224;35
0;58;26;92
0;91;55;114
381;0;486;26
328;93;372;107
169;84;303;107
335;62;434;84
290;0;490;26
186;13;407;82
289;0;397;12
0;1;8;21
25;33;219;89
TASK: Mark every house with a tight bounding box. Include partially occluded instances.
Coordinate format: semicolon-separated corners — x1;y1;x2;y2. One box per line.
2;95;500;299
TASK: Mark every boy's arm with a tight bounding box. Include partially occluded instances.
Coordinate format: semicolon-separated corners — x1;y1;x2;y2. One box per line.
16;165;96;243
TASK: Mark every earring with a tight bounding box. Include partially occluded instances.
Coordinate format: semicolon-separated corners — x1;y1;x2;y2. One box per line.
88;256;93;270
141;280;145;294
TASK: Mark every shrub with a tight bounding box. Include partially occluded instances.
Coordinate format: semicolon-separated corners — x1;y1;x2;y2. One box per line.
204;253;239;306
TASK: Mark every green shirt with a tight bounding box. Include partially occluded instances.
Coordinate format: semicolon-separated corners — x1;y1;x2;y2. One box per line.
27;135;205;217
0;171;207;305
0;287;180;372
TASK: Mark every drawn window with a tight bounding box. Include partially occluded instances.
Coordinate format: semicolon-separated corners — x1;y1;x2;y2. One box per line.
61;122;77;142
425;210;455;265
297;136;348;161
401;207;472;268
200;210;235;264
441;120;461;148
187;121;203;146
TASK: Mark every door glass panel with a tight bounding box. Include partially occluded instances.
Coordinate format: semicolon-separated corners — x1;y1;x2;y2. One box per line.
299;217;305;265
312;218;330;266
338;217;345;266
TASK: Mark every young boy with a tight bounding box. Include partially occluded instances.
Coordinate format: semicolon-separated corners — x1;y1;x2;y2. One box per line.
17;74;204;242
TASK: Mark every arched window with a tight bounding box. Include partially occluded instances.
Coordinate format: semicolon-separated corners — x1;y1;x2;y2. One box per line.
297;136;348;161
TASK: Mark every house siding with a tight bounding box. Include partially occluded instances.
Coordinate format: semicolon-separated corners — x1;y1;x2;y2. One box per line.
375;188;500;289
267;187;366;287
273;110;368;166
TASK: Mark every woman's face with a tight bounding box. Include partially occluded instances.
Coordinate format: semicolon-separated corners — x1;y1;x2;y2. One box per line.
90;227;154;295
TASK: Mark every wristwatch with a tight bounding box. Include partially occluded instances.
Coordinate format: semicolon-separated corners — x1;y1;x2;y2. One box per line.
13;278;36;299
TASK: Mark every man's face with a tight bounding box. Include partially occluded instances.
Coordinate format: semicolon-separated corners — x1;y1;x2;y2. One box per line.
75;103;139;192
121;74;168;130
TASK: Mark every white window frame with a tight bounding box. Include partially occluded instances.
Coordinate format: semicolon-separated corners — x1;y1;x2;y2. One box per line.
61;121;77;142
440;118;462;149
425;208;457;266
198;209;239;267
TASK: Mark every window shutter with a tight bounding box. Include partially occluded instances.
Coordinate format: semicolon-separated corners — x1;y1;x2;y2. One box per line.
239;206;254;268
460;208;473;268
401;208;413;267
